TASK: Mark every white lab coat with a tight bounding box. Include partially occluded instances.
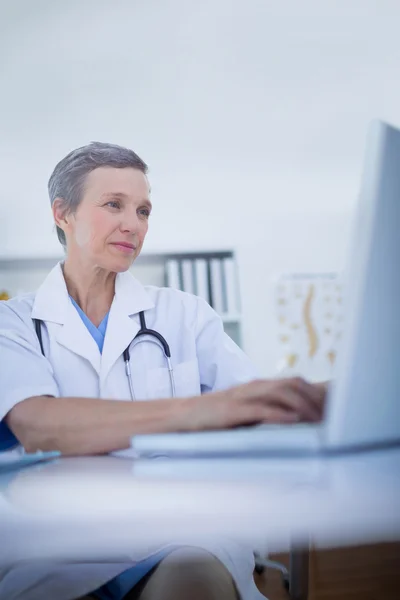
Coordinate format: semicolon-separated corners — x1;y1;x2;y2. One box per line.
0;263;265;600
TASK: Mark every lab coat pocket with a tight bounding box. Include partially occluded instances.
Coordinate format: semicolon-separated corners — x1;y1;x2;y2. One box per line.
145;359;201;400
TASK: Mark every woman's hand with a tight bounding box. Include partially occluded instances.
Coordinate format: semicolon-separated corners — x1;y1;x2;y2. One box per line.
6;380;328;455
183;377;327;432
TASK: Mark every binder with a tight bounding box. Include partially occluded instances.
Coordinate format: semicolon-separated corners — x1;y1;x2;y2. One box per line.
210;258;224;314
166;259;180;290
223;257;239;314
194;259;210;304
181;259;195;294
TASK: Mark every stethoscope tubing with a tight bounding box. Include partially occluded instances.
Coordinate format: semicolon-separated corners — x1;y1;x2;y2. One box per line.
123;311;176;400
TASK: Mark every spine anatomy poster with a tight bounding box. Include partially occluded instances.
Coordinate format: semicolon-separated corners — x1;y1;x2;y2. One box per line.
274;273;344;381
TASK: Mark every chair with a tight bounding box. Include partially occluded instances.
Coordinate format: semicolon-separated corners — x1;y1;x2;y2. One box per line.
255;542;309;600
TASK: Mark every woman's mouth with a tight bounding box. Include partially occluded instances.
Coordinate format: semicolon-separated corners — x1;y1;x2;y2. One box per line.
111;242;136;254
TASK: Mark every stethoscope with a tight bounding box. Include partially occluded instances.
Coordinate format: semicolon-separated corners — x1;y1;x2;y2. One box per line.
33;311;176;400
123;311;176;399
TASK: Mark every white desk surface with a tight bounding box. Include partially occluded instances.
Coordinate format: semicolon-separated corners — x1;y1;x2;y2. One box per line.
0;447;399;563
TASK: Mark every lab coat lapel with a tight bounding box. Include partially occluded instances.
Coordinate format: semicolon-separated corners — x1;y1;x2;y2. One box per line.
100;271;155;386
56;307;101;374
32;262;101;375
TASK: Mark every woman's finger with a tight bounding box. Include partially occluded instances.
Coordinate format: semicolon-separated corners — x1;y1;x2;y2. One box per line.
286;377;325;415
260;408;300;424
225;402;299;428
268;388;321;422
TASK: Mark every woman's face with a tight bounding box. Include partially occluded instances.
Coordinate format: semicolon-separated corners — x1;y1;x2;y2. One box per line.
59;167;152;272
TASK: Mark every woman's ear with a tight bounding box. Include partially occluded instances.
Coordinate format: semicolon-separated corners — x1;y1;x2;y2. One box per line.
52;198;69;233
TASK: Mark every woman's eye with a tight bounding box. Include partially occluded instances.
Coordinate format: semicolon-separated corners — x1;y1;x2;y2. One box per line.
106;201;120;209
139;208;150;217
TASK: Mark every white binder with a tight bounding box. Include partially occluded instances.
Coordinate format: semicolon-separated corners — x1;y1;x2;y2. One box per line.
166;259;180;290
194;258;210;303
181;259;195;294
210;258;224;314
223;257;239;315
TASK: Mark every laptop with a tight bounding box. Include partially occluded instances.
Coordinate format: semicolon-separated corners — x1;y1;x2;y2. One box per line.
131;119;400;458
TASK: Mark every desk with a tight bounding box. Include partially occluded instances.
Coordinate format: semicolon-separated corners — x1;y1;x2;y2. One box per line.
0;448;399;597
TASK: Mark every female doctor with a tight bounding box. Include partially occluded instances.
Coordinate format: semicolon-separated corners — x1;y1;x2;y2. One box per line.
0;142;325;600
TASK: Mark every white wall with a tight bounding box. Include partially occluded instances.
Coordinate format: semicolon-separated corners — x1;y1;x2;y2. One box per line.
1;0;399;374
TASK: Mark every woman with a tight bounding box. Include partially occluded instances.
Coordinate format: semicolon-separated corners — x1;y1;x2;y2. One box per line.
0;142;325;600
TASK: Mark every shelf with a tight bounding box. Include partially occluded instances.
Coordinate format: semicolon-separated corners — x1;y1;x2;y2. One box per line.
0;249;235;271
0;250;243;347
221;314;242;324
0;256;62;271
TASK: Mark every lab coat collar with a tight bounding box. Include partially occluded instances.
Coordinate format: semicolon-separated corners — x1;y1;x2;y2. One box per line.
31;262;71;324
113;265;155;317
32;262;155;378
31;262;155;322
100;267;156;384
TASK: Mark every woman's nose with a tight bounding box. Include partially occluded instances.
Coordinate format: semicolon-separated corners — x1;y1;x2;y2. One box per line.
120;209;140;233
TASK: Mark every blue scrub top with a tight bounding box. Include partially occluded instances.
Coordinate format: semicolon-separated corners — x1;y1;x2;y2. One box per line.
69;296;109;353
0;423;18;451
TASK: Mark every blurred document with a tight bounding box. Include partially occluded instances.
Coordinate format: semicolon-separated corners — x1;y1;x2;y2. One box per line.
0;449;60;473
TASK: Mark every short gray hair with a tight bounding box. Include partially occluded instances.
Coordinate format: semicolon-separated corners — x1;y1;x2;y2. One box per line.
48;141;148;247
